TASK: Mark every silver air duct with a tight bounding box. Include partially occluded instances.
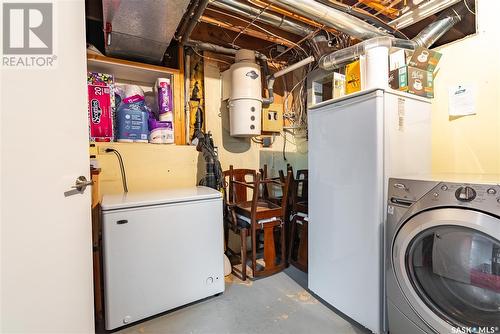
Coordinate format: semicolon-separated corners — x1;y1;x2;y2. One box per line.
318;1;470;70
210;0;314;36
274;0;388;40
318;37;416;70
412;1;469;48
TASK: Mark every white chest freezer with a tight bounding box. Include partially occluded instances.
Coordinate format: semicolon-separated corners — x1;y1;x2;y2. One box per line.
101;186;224;330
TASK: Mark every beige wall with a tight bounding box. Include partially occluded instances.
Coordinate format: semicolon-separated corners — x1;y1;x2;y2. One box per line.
91;143;200;194
432;0;500;174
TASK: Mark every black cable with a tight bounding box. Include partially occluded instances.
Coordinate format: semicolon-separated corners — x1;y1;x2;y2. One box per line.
105;148;129;193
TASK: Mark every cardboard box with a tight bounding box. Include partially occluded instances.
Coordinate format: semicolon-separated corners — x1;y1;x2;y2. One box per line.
389;49;412;71
345;60;361;94
408;47;441;72
333;72;346;99
389;66;434;98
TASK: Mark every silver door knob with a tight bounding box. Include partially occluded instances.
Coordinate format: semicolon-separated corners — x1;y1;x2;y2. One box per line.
72;176;93;192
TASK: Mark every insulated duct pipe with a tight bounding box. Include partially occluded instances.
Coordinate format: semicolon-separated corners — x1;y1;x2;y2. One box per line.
318;1;469;70
274;0;387;40
318;36;415;71
412;1;468;48
211;0;314;36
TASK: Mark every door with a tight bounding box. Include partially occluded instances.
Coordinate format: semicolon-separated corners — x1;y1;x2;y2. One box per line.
393;208;500;333
1;1;94;333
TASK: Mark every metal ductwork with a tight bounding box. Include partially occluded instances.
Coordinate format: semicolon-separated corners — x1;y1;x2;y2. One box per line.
412;1;470;48
210;0;314;36
102;0;191;64
318;1;470;70
273;0;388;40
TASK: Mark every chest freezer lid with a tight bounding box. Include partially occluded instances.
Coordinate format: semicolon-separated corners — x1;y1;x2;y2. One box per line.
101;186;221;211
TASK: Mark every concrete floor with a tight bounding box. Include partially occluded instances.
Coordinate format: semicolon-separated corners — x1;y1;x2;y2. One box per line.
117;267;367;334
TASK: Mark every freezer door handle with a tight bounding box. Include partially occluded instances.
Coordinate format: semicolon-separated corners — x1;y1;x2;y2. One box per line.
116;220;128;225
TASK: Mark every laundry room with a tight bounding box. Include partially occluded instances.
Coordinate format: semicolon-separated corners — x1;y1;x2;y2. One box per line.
1;0;499;334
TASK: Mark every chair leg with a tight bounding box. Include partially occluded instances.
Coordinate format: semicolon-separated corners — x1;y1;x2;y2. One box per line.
288;216;297;264
280;222;286;266
251;225;257;277
263;224;277;270
297;221;308;269
240;228;247;281
224;221;229;252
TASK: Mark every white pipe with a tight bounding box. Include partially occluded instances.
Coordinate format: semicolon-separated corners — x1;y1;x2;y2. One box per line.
273;56;315;79
263;56;315;107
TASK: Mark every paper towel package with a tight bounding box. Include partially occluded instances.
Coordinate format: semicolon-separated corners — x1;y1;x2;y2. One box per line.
155;78;173;120
148;118;174;144
87;72;115;142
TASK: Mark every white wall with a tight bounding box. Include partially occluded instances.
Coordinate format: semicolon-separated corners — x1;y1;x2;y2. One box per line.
432;0;500;174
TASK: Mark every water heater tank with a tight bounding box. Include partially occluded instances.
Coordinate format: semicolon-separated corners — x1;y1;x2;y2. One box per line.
229;50;262;137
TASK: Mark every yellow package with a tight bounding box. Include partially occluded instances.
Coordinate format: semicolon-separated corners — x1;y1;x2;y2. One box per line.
345;60;361;94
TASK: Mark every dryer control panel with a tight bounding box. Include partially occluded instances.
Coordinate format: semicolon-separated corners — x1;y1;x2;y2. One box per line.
433;182;500;210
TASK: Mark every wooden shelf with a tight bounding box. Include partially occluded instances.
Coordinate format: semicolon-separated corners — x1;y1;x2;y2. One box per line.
86;52;186;145
87;53;179;85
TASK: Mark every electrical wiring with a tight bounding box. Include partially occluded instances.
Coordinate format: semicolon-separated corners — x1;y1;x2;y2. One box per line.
231;1;273;46
272;27;322;60
463;0;475;15
105;148;128;193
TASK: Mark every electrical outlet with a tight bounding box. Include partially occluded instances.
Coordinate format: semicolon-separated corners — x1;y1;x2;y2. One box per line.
97;146;112;155
262;136;272;147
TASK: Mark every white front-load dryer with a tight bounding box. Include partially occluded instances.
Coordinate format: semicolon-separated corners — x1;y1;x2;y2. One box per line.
386;176;500;334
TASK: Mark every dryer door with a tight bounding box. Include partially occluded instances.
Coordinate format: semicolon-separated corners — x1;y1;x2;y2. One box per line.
393;208;500;333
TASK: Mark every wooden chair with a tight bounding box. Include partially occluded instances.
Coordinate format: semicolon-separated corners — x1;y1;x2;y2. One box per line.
288;169;309;272
230;170;292;279
223;166;257;281
260;164;284;205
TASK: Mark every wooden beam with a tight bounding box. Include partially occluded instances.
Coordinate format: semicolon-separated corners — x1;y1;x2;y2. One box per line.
176;46;186;145
200;15;296;47
358;0;399;18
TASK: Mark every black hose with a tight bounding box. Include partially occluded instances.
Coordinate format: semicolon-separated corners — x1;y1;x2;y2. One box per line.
105;148;129;193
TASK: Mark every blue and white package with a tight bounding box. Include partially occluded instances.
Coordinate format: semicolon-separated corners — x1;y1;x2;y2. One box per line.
115;85;149;143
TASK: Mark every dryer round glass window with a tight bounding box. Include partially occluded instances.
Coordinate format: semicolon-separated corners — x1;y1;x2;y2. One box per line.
406;226;500;328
